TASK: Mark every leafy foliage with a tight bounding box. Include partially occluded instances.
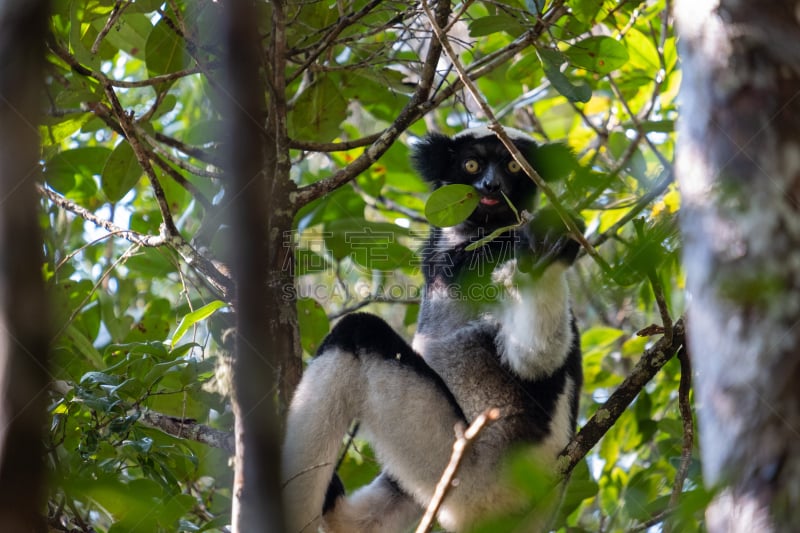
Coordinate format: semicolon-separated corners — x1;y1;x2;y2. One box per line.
39;0;697;531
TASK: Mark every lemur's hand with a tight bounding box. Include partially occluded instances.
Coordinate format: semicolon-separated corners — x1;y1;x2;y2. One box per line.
520;206;584;275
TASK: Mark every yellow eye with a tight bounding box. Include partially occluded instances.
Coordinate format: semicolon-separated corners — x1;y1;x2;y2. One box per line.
464;159;481;174
507;160;522;173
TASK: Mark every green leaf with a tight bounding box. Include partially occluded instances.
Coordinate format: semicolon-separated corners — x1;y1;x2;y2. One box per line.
507;51;543;83
102;141;143;202
80;371;119;386
324;219;414;271
424;184;480;227
565;36;629;74
625;28;661;72
170;300;226;348
538;49;592;103
44;147;112;194
571;0;611;23
297;297;330;354
469;15;525;37
296;185;366;231
288;76;348;142
530;143;579;182
92;12;152;59
581;326;625;351
69;2;101;70
145;19;191;75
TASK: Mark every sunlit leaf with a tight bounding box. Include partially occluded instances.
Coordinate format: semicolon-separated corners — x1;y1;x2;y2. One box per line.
424;184;480;227
297;297;330;354
566;36;629;74
170;300;227;348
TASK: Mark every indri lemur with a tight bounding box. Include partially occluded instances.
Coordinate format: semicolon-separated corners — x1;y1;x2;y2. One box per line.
282;127;583;532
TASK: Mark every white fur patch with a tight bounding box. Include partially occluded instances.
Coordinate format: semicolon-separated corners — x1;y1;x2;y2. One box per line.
493;262;573;380
454;125;532;143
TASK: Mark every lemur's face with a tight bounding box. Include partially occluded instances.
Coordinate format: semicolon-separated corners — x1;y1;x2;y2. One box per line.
411;130;539;231
447;134;538;229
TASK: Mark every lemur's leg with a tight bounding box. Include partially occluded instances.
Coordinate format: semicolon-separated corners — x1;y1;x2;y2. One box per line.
322;473;422;533
281;313;466;533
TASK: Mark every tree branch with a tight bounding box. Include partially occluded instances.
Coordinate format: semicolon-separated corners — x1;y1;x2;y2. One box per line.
292;0;451;209
558;317;686;476
38;184;233;300
665;347;694;532
139;411;235;454
415;408;500;533
37;184;166;247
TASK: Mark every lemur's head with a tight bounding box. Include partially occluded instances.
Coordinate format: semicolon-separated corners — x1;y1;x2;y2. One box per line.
412;126;539;229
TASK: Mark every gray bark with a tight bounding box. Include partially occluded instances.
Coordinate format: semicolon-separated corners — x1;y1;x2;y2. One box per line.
675;1;800;530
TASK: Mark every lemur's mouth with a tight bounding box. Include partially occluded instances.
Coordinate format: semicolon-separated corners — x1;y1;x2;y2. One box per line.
480;197;501;206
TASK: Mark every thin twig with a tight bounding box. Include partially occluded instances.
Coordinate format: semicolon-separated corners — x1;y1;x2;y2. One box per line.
141;128;223;179
286;0;386;84
154;131;221;166
37;184;166;247
664;347;694;533
415;408;501;533
140;410;235;453
293;0;452;208
590;168;674;249
288;132;383;152
91;0;131;54
38;184;233;299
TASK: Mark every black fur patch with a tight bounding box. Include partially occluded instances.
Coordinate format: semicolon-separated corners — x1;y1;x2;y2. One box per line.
508;317;582;442
322;473;345;514
318;313;467;422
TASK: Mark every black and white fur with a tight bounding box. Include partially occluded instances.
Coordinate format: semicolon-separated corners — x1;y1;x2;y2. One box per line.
282;127;583;533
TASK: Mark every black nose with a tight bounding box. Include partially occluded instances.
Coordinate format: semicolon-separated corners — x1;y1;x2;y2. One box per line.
477;168;500;195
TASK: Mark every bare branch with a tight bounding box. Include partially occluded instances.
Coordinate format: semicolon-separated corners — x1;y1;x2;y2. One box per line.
665;347;694;532
38;184;233;299
91;1;131;54
140;411;235;454
288;132;383;152
293;0;452;208
37;184;166;247
415;408;501;533
558;318;686;476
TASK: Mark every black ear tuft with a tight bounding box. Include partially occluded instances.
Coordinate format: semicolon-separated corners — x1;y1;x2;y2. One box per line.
411;133;454;186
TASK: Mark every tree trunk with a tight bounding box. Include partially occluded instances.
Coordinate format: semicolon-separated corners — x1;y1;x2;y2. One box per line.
0;1;51;531
223;0;297;531
675;1;800;530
